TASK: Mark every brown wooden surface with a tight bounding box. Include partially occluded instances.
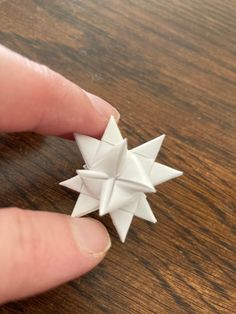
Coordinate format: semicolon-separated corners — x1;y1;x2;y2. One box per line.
0;0;236;313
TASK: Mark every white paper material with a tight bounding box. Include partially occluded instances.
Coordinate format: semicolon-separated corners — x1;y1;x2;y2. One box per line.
60;116;182;242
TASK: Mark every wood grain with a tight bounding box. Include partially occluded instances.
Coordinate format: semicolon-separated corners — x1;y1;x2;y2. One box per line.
0;0;235;313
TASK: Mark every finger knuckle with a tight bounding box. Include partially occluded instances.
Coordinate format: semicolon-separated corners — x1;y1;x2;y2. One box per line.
3;208;47;277
36;63;75;104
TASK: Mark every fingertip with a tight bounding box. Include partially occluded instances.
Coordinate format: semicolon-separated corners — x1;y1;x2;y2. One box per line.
70;217;111;258
84;91;120;123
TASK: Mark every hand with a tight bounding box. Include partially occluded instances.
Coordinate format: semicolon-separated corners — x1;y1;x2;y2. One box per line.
0;45;119;304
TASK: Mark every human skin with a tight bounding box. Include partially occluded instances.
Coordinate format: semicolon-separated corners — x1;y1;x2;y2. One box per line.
0;45;120;304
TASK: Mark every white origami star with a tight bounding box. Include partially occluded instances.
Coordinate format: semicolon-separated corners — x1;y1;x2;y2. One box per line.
60;117;182;242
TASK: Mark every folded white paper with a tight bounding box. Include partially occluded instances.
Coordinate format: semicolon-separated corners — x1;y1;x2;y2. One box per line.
60;117;182;242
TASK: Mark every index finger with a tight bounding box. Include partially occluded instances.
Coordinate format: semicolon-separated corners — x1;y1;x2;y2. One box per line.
0;45;119;137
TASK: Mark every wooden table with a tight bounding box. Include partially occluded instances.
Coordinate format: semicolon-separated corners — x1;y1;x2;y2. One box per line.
0;1;235;313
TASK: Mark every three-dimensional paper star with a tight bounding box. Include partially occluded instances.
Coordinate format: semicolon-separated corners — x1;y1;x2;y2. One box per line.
60;117;182;242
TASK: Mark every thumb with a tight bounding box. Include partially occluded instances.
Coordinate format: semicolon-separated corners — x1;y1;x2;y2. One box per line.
0;208;111;304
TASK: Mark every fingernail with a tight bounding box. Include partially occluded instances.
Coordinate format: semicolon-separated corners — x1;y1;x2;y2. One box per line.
84;91;120;122
70;217;111;257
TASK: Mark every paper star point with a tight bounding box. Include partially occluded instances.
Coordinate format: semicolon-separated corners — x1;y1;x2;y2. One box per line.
60;116;182;242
